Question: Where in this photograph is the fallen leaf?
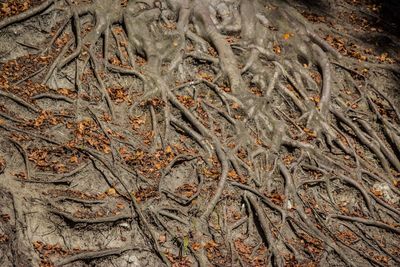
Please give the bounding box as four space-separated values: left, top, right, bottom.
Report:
283 32 293 40
159 234 166 243
106 188 117 196
70 155 78 163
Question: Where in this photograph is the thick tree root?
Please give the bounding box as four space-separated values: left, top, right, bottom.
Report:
1 0 399 266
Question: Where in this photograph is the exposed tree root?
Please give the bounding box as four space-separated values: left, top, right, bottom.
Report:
0 0 55 30
0 0 399 266
50 208 131 224
54 245 147 266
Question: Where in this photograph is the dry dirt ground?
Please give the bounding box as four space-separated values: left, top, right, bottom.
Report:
0 0 399 266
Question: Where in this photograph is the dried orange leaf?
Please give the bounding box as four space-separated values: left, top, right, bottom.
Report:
106 188 117 196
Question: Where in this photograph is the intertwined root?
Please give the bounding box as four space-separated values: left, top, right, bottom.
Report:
0 0 399 266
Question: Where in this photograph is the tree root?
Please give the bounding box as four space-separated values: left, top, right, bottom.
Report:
1 0 400 266
0 90 40 113
0 0 55 30
54 245 146 266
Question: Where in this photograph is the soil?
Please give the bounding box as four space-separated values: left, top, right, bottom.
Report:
0 0 399 266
